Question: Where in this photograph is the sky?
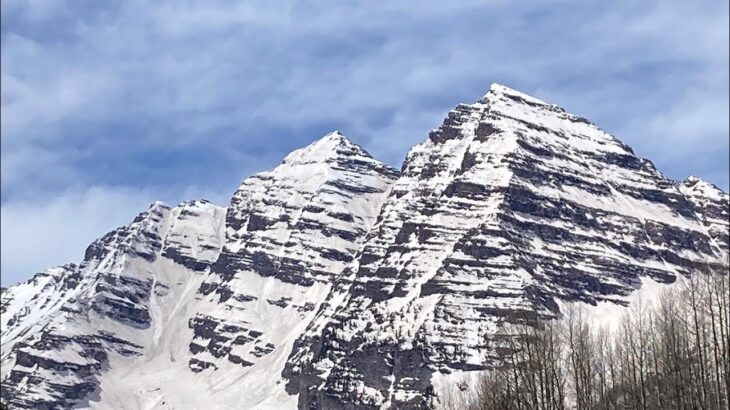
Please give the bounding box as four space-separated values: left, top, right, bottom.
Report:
1 0 728 286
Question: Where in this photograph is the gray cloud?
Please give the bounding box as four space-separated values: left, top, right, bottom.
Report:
1 0 727 285
1 186 157 285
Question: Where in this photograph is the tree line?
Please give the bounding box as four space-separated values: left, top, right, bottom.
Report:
440 272 729 410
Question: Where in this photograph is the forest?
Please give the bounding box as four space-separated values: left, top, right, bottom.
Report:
441 272 730 410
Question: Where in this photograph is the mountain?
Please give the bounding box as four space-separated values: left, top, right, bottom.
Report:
1 86 727 410
1 132 400 409
282 84 729 408
678 176 729 254
1 200 227 409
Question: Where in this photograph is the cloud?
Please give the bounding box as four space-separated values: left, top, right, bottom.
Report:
1 0 728 284
0 183 235 287
1 186 157 286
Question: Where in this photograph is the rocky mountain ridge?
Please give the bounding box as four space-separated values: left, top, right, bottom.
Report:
281 84 728 408
1 85 727 409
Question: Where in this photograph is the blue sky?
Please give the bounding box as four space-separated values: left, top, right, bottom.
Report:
2 0 728 286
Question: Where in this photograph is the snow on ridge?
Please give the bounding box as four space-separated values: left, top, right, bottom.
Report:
2 87 727 410
283 84 729 409
282 130 373 165
483 82 550 106
681 175 728 202
161 130 400 409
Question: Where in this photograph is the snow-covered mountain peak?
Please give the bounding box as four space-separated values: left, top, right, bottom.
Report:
230 133 397 218
481 82 550 106
284 85 729 409
322 129 346 139
209 131 399 288
681 175 728 202
419 83 624 161
281 130 371 166
178 198 214 207
167 133 400 408
149 200 171 209
2 85 727 410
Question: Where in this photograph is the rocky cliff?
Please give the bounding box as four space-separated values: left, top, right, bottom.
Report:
1 85 726 409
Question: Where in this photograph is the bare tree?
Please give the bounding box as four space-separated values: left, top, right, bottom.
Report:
439 268 729 410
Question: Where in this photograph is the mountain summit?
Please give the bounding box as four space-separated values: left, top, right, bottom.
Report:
283 84 728 408
2 86 727 409
282 130 371 165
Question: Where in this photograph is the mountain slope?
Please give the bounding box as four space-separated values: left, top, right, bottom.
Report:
1 87 727 410
1 200 226 409
678 176 730 256
1 133 400 409
282 84 728 409
92 132 400 409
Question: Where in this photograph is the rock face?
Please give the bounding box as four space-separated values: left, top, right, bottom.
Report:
1 200 226 409
0 133 400 409
181 132 399 407
678 176 730 256
1 86 727 410
282 85 729 408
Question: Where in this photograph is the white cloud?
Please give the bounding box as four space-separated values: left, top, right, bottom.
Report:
1 0 727 285
1 186 158 286
0 180 237 287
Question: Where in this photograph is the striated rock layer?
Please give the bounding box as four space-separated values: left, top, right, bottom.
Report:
1 200 226 409
282 84 729 408
1 86 727 409
1 133 401 409
181 132 399 407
